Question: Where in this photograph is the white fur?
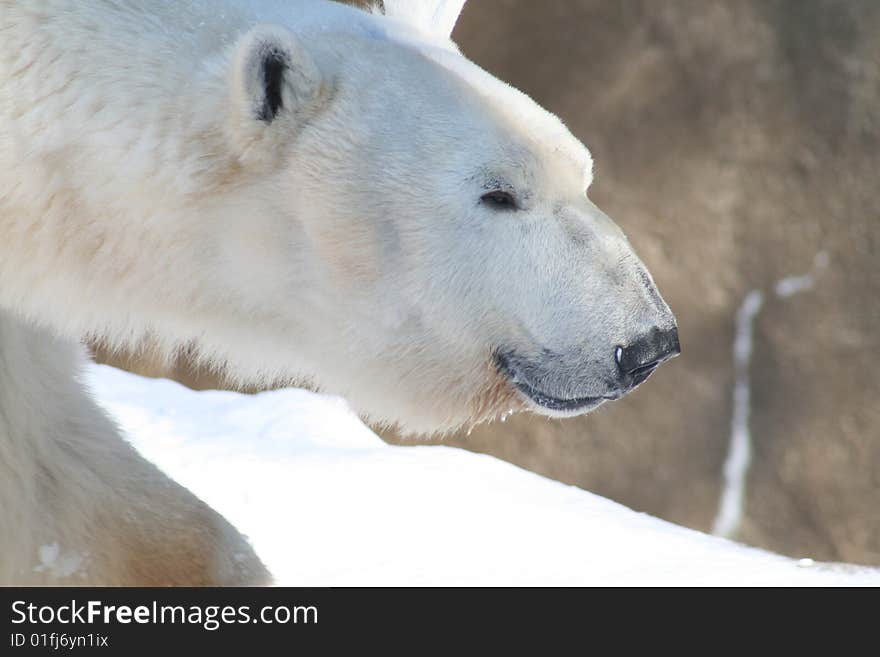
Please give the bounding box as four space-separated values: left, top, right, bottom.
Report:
0 0 673 584
0 310 270 584
380 0 467 38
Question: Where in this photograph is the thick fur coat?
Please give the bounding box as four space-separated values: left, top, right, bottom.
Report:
0 0 675 584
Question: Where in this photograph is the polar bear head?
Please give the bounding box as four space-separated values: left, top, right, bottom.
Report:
213 0 679 434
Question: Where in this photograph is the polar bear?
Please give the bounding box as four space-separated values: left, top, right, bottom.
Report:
0 0 679 585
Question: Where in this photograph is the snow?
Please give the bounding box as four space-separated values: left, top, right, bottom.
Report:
712 289 763 538
713 251 832 538
775 251 829 299
87 363 879 586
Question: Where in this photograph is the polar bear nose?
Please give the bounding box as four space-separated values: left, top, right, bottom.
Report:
615 326 680 388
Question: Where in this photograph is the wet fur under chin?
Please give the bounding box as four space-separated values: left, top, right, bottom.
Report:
468 365 527 430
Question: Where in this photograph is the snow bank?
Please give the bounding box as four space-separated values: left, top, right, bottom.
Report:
87 364 879 586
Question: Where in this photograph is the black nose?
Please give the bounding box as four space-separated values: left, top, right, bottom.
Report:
616 326 680 388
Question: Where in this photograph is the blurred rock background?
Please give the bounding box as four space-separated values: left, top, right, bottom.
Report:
95 0 880 564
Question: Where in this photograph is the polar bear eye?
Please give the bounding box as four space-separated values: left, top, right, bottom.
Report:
481 190 518 211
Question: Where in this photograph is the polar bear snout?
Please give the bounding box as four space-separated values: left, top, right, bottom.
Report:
493 320 679 419
615 325 680 390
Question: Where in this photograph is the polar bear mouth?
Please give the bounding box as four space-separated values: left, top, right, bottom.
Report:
494 351 616 415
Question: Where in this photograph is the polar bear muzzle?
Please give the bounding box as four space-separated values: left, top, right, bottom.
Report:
493 324 680 418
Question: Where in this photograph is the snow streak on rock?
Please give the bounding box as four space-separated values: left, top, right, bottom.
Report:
712 252 829 539
713 290 763 538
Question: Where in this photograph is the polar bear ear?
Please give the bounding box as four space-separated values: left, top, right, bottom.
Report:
380 0 467 39
231 25 323 127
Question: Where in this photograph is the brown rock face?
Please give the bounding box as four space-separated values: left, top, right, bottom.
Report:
388 0 880 565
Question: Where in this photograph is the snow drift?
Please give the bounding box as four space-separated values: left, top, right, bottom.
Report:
86 364 879 586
